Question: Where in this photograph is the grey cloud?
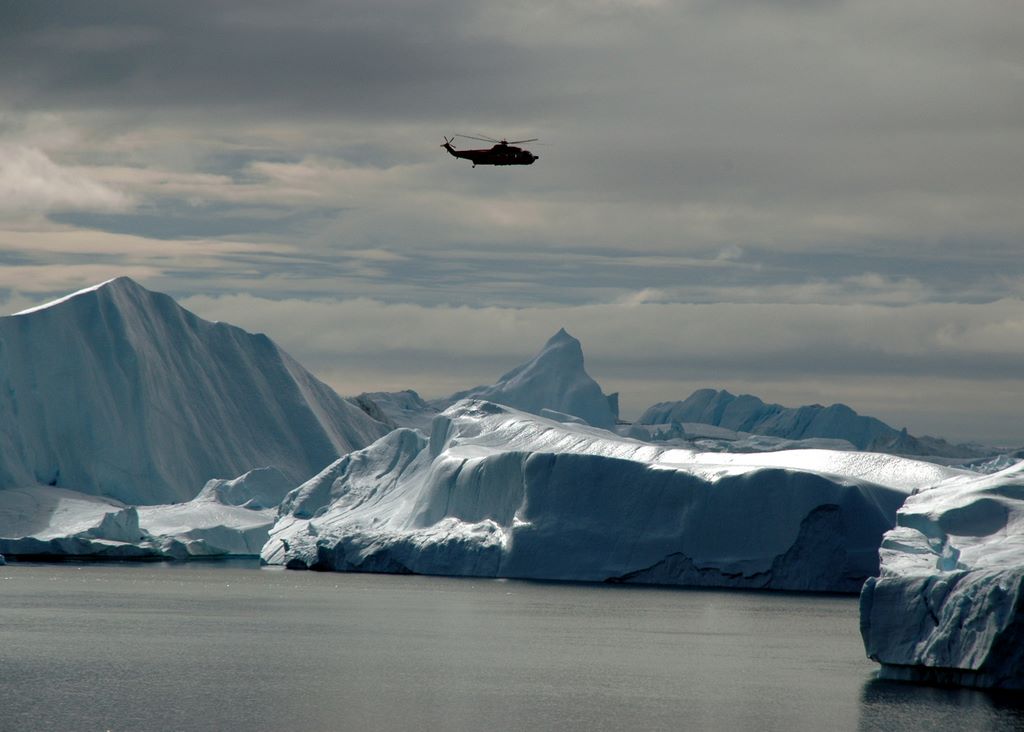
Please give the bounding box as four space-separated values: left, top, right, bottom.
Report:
5 0 1021 254
0 1 553 121
3 0 1024 443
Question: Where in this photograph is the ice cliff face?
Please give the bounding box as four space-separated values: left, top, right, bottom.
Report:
0 278 389 505
436 329 619 430
860 460 1024 689
263 400 959 592
639 389 983 458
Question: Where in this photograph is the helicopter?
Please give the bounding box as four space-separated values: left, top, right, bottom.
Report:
441 134 539 167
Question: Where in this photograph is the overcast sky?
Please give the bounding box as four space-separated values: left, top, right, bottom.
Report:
2 0 1023 444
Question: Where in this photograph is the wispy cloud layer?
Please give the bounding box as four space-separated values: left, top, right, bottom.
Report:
0 144 132 214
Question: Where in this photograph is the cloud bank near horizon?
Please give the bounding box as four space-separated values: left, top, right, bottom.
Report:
169 291 1024 446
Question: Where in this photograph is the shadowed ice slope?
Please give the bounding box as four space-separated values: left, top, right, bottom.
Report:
0 278 389 505
435 329 619 429
860 460 1024 689
263 400 964 592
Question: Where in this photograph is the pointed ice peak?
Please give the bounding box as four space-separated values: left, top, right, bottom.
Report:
441 328 618 429
93 275 149 295
10 276 157 317
547 327 575 344
500 328 584 379
538 328 584 359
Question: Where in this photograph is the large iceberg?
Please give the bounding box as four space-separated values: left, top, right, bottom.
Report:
263 400 962 592
860 460 1024 689
434 329 620 429
0 277 389 505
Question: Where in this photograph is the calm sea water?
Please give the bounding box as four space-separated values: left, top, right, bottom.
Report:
1 562 1021 731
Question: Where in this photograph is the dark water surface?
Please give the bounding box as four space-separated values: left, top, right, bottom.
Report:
1 562 1021 731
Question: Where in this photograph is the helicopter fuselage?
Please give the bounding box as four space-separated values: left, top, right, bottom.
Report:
442 141 537 167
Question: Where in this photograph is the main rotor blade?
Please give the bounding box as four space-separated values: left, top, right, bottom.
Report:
455 133 500 143
506 138 539 144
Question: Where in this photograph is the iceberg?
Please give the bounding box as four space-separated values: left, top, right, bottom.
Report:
263 400 960 592
639 389 988 459
860 460 1024 689
0 468 292 560
435 329 619 429
136 468 290 557
0 486 167 559
0 277 389 505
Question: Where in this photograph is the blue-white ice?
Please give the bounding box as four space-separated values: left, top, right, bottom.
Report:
4 275 1021 693
433 328 619 429
0 468 289 559
639 389 986 459
860 460 1024 689
0 277 389 560
0 277 389 506
262 400 957 592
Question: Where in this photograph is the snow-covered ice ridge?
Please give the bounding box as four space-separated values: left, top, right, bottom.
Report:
0 277 389 505
860 461 1024 689
262 400 962 592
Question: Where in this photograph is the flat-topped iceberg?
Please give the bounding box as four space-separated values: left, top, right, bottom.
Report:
860 460 1024 689
263 400 963 592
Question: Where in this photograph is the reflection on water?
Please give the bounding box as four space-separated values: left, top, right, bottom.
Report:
860 678 1024 731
